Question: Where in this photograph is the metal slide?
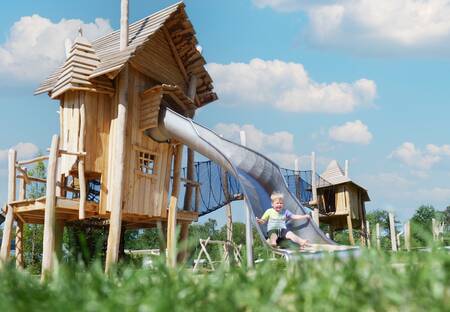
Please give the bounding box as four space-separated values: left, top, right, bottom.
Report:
150 108 353 258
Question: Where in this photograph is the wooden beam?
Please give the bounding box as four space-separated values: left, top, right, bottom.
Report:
55 220 65 260
17 155 49 166
105 65 129 273
15 220 24 269
0 149 17 264
120 0 129 51
163 26 188 82
78 98 86 220
167 144 183 268
366 220 371 248
41 135 60 279
404 221 411 251
346 213 355 246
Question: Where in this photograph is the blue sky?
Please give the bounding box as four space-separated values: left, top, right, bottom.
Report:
1 0 449 224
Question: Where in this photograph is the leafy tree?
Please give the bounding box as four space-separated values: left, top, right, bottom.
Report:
23 160 46 273
410 205 436 246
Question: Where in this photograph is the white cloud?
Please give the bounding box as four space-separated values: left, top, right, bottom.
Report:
328 120 372 144
0 15 112 82
214 123 307 167
426 144 450 156
389 142 443 170
208 59 376 113
0 142 39 163
253 0 450 56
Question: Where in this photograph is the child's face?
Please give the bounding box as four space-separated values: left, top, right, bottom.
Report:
273 199 284 212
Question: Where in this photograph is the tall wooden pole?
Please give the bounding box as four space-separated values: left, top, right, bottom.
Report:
167 144 183 268
78 98 86 220
42 135 60 278
120 0 129 51
105 65 129 273
0 149 17 264
389 212 397 251
240 130 253 268
311 152 317 203
183 75 197 211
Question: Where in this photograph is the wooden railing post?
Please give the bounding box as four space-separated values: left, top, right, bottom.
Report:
404 221 411 251
42 135 60 278
0 149 17 265
15 171 26 269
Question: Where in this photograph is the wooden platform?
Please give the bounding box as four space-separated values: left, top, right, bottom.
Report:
10 196 199 227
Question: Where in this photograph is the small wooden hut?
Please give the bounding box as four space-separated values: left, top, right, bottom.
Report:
0 2 217 273
316 160 370 245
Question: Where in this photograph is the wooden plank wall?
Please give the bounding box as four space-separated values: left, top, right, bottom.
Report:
108 67 172 218
61 91 112 214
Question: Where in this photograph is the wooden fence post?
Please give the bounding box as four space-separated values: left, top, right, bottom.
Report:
42 135 60 278
389 212 397 251
376 223 381 250
0 149 17 265
240 130 253 268
404 221 411 251
366 220 371 248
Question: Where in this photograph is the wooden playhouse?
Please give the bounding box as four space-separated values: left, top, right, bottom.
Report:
0 2 217 273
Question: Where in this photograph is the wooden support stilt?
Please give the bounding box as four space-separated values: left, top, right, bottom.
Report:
183 75 197 211
366 220 371 248
0 149 17 265
41 135 60 278
156 221 166 252
346 214 355 245
105 66 128 273
167 144 183 268
55 220 65 260
78 99 86 220
388 212 397 251
404 221 411 251
177 222 189 263
431 218 437 241
376 223 381 250
15 220 24 269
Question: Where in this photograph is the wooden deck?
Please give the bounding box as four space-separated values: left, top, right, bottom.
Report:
10 196 199 227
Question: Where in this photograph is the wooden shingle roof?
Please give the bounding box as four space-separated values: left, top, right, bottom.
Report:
35 2 217 107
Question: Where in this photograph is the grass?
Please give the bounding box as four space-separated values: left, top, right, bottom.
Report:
0 249 448 312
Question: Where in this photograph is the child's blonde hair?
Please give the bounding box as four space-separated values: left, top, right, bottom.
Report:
270 192 284 202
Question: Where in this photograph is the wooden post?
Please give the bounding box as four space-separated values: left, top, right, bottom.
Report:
404 221 411 251
16 173 26 268
0 149 17 264
167 144 183 268
346 214 355 245
221 166 234 267
431 218 437 241
105 66 128 273
55 220 65 260
120 0 129 51
294 159 301 201
388 212 397 251
78 100 86 220
183 75 197 211
311 152 317 203
240 130 253 268
376 223 381 250
42 135 60 278
177 222 189 263
312 208 320 226
366 220 371 248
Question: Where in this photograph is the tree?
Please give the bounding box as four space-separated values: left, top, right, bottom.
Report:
411 205 436 246
23 160 46 273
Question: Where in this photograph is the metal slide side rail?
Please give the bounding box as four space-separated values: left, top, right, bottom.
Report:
150 108 342 256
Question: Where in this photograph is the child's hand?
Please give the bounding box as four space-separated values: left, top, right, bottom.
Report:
256 217 264 224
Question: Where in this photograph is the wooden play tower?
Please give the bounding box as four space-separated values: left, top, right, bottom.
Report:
0 2 217 274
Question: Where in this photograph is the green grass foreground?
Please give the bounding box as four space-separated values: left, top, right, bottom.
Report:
0 249 449 312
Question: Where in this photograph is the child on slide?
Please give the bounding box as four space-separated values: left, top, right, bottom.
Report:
256 192 311 249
